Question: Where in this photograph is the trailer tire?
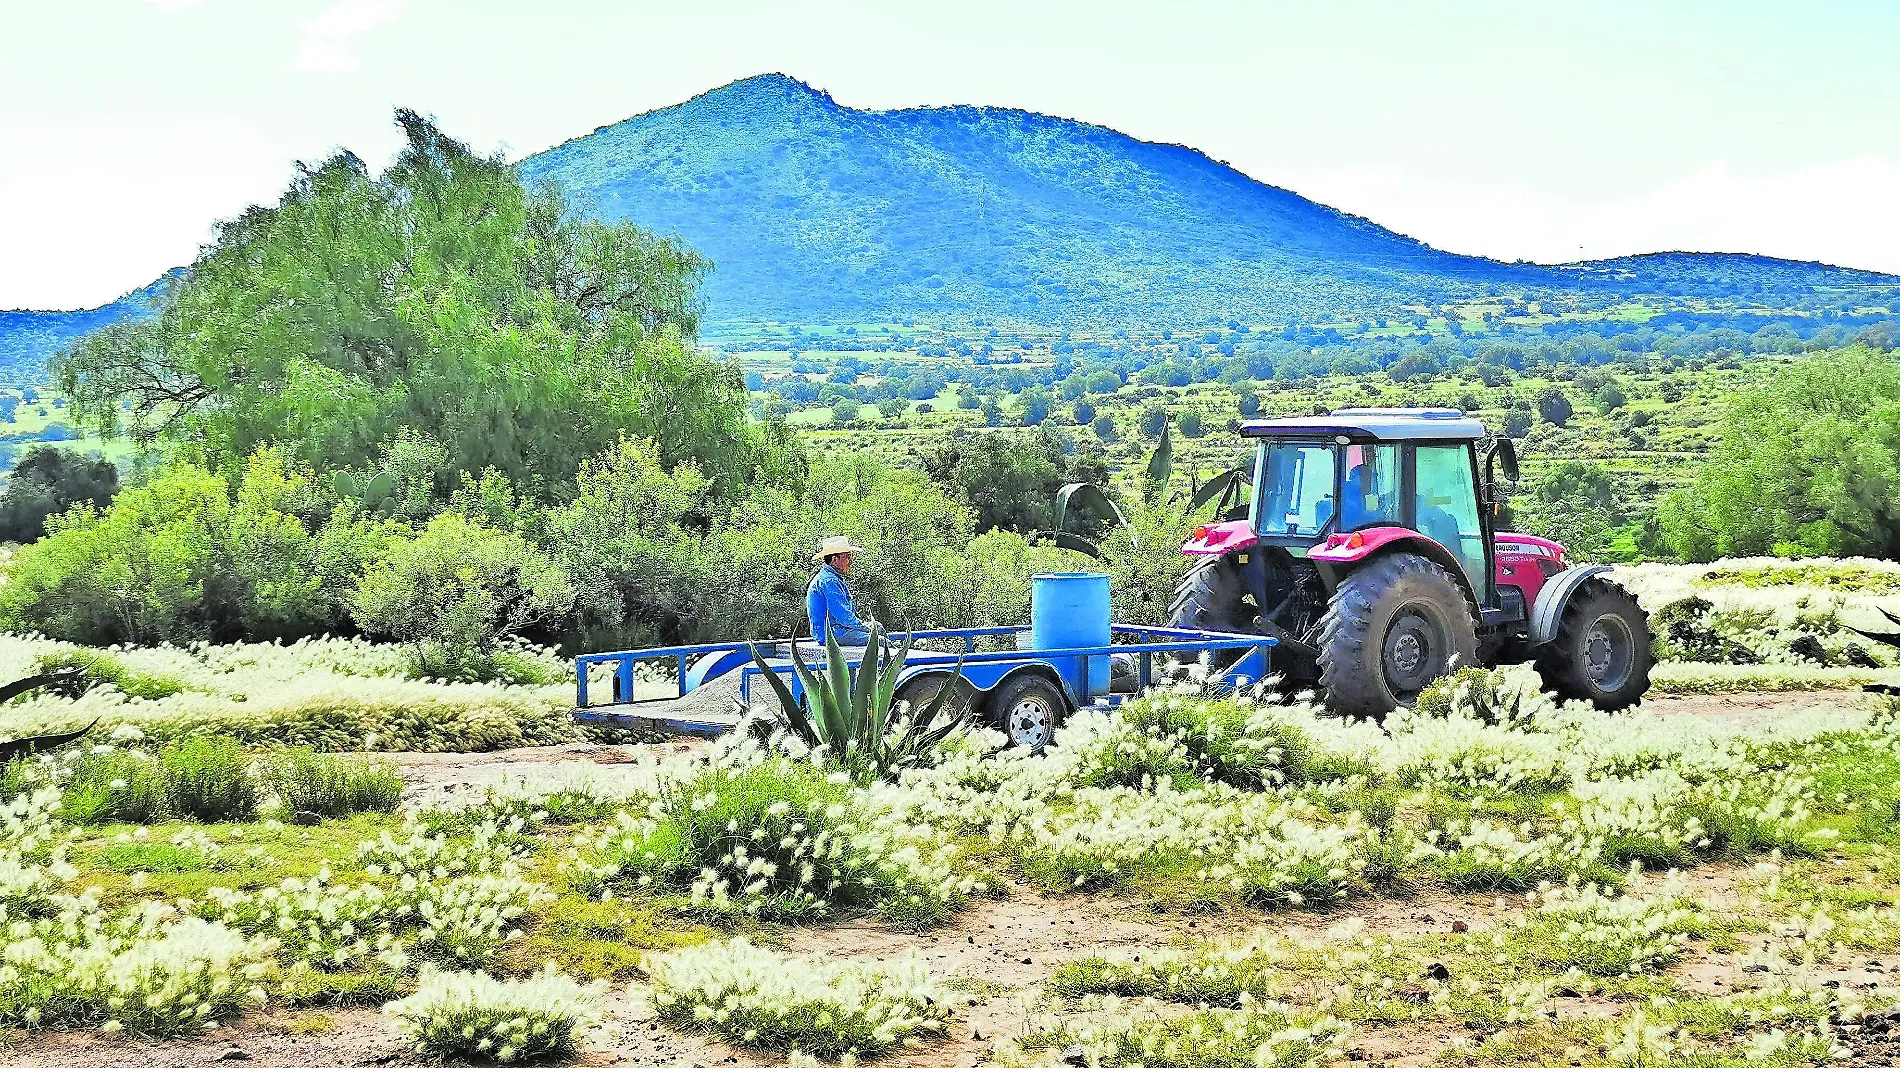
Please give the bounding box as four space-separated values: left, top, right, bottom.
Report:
987 673 1066 751
893 673 977 723
1316 552 1477 720
1535 577 1653 710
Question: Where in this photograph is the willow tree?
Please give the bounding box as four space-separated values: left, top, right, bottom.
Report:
56 110 796 500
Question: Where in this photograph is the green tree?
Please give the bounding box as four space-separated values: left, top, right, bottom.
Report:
55 111 792 502
0 447 119 543
1658 348 1900 561
1536 387 1573 427
920 429 1069 534
1137 402 1170 440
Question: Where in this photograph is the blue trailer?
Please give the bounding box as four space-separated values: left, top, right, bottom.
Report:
572 572 1275 748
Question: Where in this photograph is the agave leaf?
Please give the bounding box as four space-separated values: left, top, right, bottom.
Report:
851 622 881 735
1187 467 1247 513
917 653 969 727
1146 420 1173 488
747 643 817 749
784 639 836 748
1054 482 1126 535
876 632 912 731
823 631 858 747
1049 531 1104 559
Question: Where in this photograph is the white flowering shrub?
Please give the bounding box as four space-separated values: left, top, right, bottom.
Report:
1048 942 1288 1006
204 861 551 971
1012 996 1348 1068
0 904 273 1036
1502 882 1704 977
1425 818 1610 892
571 760 969 926
384 964 605 1062
648 937 953 1058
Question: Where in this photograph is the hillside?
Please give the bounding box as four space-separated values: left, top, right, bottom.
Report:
5 74 1898 376
0 273 174 380
517 74 1553 328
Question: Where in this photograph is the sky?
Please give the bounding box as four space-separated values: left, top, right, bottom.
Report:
4 0 1898 310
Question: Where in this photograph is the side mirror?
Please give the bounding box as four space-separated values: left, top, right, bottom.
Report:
1492 437 1519 482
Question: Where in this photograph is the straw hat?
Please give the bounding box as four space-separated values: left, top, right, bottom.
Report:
812 534 866 564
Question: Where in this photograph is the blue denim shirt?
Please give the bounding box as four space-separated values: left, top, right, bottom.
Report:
806 564 870 645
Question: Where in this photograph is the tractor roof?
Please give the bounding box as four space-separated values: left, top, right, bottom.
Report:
1239 407 1487 442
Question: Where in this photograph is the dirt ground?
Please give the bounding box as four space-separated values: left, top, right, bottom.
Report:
0 688 1883 1068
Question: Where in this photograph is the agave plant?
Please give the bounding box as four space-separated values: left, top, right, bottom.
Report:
1049 422 1251 558
747 623 967 781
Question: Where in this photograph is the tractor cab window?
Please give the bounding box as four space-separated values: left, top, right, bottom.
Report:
1337 444 1401 531
1413 445 1486 588
1253 442 1336 537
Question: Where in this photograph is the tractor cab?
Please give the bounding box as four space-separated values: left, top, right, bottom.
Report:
1172 407 1652 719
1200 408 1499 598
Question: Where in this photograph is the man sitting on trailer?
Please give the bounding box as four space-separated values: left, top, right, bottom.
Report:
806 535 871 646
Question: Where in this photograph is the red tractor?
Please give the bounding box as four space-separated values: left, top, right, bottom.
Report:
1169 408 1652 718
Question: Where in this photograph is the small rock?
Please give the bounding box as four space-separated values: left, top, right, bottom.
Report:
1396 982 1430 1004
290 810 322 827
1424 962 1452 982
1451 920 1469 933
218 1049 251 1063
1059 1045 1090 1067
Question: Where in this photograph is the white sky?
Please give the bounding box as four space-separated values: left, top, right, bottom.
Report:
3 0 1897 309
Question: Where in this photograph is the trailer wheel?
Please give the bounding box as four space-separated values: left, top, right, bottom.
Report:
987 673 1066 751
893 673 977 723
1535 577 1653 710
1316 552 1477 720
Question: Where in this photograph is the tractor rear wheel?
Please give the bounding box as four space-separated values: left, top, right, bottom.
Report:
1535 577 1653 710
1166 555 1259 669
1316 552 1477 720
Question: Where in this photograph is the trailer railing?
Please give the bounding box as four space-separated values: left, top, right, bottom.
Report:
575 624 1275 710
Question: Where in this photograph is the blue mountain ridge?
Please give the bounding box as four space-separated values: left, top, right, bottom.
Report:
4 73 1894 374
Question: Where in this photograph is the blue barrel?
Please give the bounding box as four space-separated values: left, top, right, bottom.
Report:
1030 572 1112 698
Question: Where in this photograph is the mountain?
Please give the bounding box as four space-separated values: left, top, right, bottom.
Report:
0 273 176 380
5 74 1897 374
519 74 1546 329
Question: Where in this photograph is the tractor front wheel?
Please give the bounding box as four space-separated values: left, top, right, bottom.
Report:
1535 578 1653 710
1316 552 1477 720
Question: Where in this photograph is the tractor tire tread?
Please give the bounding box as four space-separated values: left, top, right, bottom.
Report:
1534 577 1653 710
1316 552 1477 720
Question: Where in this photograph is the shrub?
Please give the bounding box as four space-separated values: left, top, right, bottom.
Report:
59 748 169 824
572 760 965 926
353 512 575 681
1118 694 1316 788
263 748 405 818
32 648 185 700
1023 1002 1348 1068
383 965 606 1063
0 915 273 1036
160 737 260 822
648 938 952 1059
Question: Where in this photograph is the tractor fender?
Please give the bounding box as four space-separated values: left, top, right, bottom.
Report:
1528 565 1611 646
1310 527 1480 608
